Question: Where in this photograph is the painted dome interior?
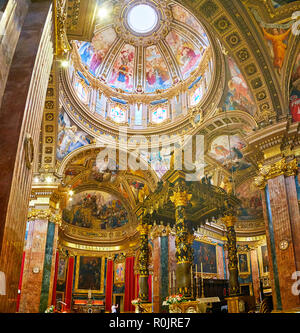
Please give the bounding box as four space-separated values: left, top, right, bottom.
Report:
66 0 214 129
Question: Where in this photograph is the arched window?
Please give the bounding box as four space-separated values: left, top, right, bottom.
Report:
135 104 143 125
152 107 167 124
190 85 203 106
110 105 126 123
74 79 89 104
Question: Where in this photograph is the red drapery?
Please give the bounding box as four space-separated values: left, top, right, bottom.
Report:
124 257 135 312
105 259 113 312
16 252 26 312
65 257 75 311
148 275 152 303
51 251 59 306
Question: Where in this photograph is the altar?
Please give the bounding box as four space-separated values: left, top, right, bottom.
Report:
163 297 220 313
72 299 105 313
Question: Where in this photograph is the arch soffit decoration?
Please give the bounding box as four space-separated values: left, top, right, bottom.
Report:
177 0 300 122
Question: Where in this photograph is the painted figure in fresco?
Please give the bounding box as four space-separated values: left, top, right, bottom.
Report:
166 30 202 79
146 47 170 90
262 27 291 73
236 179 263 220
63 191 128 230
57 113 91 160
78 42 94 66
92 155 119 183
180 42 201 75
89 51 103 75
210 135 251 172
224 58 256 114
289 83 300 122
109 47 134 91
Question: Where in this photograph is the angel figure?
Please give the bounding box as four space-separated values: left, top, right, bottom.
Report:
262 27 291 73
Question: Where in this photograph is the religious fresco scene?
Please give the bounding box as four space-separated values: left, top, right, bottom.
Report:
208 135 251 172
0 0 300 319
62 191 129 230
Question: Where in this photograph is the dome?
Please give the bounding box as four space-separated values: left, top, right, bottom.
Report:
65 0 218 130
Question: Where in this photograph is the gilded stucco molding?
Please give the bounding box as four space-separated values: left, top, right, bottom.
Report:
254 157 298 189
28 208 62 225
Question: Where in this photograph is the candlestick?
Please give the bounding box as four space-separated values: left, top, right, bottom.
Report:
201 263 204 298
196 264 199 298
190 266 193 298
173 271 176 294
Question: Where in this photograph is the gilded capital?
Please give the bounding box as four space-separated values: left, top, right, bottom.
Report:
28 209 62 225
221 215 237 228
170 190 192 207
137 223 151 235
255 158 298 189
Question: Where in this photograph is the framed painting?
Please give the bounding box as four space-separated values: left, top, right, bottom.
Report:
114 262 125 286
193 240 218 276
238 252 250 277
114 254 126 286
240 283 253 296
57 257 67 281
74 256 105 293
261 245 269 274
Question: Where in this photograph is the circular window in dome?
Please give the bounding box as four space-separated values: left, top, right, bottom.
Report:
127 4 159 35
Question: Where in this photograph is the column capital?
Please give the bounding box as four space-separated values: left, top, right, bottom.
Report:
254 158 298 189
221 215 237 228
170 190 192 208
137 223 151 235
28 209 62 225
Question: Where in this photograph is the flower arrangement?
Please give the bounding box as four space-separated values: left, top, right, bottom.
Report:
165 294 185 305
131 298 142 305
45 305 55 313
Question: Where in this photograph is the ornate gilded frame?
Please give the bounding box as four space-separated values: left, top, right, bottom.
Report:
57 256 67 281
114 254 126 286
240 283 253 296
194 237 219 279
74 255 105 294
237 251 251 279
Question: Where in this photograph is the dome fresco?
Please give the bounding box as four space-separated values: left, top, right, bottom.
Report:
74 3 210 93
67 1 216 128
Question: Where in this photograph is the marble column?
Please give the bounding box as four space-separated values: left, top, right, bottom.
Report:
256 158 300 311
150 224 173 312
18 209 60 313
170 183 193 298
0 0 53 312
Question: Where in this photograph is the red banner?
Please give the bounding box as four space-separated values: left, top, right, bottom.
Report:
65 257 75 311
124 257 135 312
105 259 113 312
